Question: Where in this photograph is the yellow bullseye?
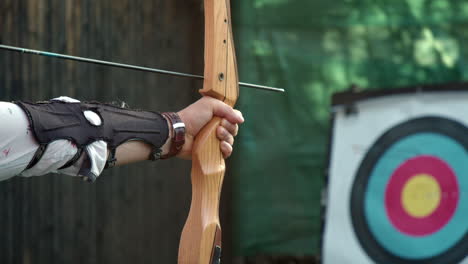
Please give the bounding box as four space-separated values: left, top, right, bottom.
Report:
401 174 441 218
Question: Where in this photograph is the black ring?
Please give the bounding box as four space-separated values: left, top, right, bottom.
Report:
350 116 468 264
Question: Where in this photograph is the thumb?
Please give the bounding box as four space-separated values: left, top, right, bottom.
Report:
211 99 244 124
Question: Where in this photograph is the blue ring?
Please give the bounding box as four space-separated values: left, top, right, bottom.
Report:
364 133 468 259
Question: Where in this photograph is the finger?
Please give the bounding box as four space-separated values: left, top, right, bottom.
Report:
220 141 233 159
210 98 244 124
220 119 239 136
217 126 235 145
233 109 243 121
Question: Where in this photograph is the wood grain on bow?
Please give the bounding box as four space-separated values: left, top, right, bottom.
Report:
177 0 239 263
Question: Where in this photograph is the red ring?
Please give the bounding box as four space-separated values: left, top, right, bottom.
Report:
385 155 459 236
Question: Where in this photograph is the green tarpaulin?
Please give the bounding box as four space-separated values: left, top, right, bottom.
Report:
231 0 468 256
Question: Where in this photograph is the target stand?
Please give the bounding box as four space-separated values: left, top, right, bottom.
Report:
322 84 468 264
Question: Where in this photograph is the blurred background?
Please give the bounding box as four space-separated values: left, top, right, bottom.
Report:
1 0 468 263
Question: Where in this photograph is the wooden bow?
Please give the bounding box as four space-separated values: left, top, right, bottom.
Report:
177 0 239 263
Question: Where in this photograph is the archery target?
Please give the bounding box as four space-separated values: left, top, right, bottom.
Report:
323 91 468 264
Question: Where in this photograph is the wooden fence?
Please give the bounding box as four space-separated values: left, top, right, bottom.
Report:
0 0 238 263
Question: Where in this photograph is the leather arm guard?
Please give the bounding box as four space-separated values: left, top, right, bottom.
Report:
15 100 169 175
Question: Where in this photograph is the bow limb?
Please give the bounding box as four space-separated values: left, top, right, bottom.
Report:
178 0 239 263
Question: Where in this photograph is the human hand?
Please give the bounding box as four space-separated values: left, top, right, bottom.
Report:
176 96 244 159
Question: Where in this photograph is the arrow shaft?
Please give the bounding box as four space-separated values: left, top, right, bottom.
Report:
0 44 284 93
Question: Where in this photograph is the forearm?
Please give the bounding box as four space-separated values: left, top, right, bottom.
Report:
0 96 241 182
113 141 154 166
15 97 171 181
113 117 172 166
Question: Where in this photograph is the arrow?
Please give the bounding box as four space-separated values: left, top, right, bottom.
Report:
0 44 284 93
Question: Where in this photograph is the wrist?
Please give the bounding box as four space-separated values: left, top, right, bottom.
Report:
161 117 173 156
160 112 186 159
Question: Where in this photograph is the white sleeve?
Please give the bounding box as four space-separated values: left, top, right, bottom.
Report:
0 98 109 182
0 102 38 181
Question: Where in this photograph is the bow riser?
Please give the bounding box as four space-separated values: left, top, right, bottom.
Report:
199 0 239 107
178 0 239 263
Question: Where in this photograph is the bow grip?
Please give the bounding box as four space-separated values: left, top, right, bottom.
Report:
178 117 225 264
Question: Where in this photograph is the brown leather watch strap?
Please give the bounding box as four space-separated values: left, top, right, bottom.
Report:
161 112 186 159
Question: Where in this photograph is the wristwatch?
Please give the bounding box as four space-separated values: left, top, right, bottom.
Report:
161 112 186 159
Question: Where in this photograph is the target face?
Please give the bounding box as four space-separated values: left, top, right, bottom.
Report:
351 117 468 264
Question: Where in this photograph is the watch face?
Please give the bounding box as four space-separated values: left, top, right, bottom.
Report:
174 123 186 129
173 125 186 145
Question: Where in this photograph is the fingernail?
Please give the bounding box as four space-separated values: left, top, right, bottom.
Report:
238 113 244 122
